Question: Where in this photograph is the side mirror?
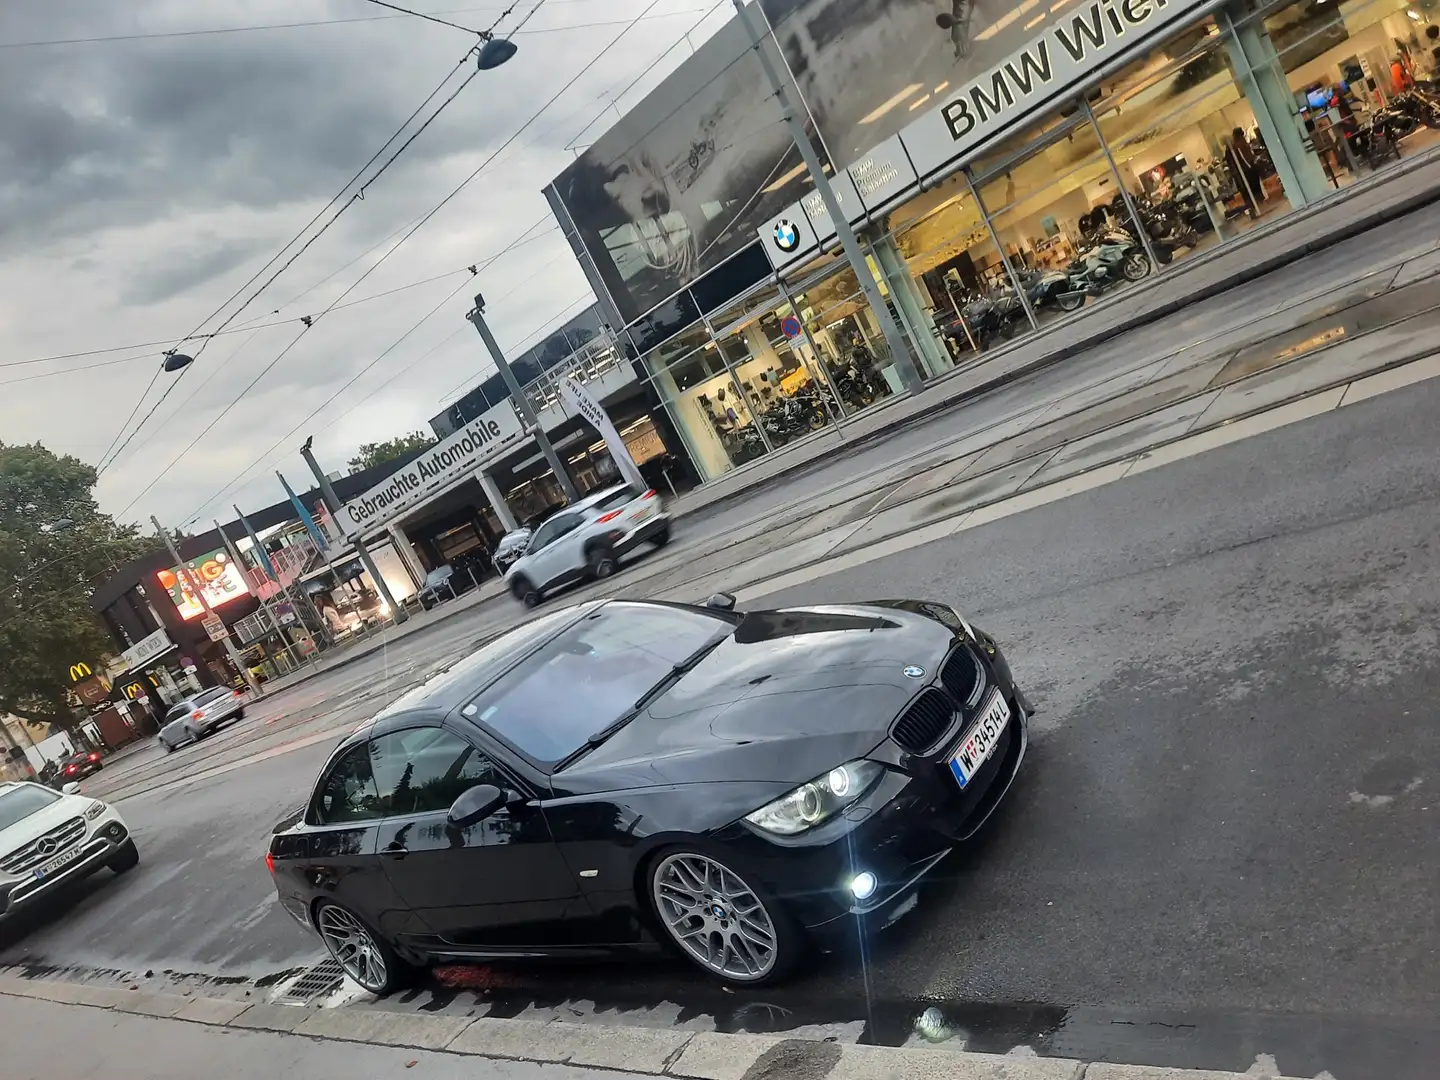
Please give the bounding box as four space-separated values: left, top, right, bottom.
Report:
62 782 81 795
705 593 737 611
447 784 506 829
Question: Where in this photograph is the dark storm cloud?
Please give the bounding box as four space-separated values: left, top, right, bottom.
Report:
0 2 573 253
118 237 273 306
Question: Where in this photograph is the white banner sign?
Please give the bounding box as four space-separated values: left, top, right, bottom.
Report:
121 629 172 672
899 0 1208 179
560 376 646 492
340 403 524 538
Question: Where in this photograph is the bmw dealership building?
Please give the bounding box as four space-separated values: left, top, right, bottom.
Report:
544 0 1440 483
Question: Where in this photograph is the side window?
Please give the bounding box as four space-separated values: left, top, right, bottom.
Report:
529 519 559 551
312 743 383 825
367 729 505 817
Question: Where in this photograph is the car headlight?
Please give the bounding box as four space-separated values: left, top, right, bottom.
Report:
84 800 108 821
744 760 885 836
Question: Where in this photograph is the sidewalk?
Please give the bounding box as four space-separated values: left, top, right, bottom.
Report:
0 977 1309 1080
668 143 1440 523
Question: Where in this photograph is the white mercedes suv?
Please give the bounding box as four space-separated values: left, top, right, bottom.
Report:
0 781 137 920
503 484 670 607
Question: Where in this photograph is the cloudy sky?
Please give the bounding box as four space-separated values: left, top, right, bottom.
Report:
0 0 729 529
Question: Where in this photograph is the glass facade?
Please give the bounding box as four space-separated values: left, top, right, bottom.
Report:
611 0 1440 484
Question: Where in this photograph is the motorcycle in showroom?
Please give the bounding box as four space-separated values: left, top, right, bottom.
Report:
1065 225 1152 298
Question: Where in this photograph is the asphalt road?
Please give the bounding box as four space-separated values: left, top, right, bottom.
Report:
5 371 1439 1077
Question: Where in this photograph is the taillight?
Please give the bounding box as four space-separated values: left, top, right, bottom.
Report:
594 510 623 524
265 851 275 875
89 752 100 761
641 489 656 499
233 690 242 698
191 711 204 720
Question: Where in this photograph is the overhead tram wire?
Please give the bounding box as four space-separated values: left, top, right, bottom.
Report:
173 0 752 523
96 0 534 476
0 2 651 50
0 228 557 373
157 0 654 517
170 213 556 524
359 0 488 34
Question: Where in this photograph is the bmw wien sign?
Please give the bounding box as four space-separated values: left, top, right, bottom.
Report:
773 218 801 253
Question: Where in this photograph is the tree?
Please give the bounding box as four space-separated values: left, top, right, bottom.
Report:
0 442 159 736
347 430 436 474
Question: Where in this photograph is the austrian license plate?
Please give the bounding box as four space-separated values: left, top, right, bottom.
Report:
33 845 82 881
948 691 1011 789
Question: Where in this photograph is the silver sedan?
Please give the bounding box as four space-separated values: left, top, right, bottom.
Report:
157 686 247 753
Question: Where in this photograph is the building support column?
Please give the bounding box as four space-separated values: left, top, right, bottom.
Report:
477 469 519 532
386 523 427 587
867 234 952 380
1220 10 1331 209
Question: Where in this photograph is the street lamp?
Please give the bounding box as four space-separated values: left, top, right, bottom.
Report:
477 37 517 70
162 351 194 373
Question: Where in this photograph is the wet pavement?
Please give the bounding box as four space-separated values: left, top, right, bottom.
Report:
5 368 1440 1079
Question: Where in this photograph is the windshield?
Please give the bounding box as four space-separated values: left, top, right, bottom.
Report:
0 785 61 831
463 603 726 766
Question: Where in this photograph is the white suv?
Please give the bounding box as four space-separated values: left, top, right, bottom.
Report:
0 781 137 921
504 484 670 607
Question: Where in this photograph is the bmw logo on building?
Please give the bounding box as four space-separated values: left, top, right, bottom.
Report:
773 218 801 253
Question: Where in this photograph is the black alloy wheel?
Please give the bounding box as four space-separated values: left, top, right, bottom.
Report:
109 840 139 874
1122 251 1152 281
1057 292 1086 312
313 901 405 996
648 847 800 986
586 544 618 579
510 576 541 608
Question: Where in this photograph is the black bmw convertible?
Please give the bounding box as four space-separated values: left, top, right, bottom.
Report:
267 595 1031 991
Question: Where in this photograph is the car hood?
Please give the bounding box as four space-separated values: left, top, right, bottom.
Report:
556 603 957 793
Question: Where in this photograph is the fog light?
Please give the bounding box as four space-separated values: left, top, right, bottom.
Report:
849 871 877 901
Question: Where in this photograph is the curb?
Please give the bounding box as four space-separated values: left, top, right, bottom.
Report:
0 975 1308 1080
674 146 1440 531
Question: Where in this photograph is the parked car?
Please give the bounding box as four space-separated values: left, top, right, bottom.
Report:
267 594 1029 993
417 567 458 611
503 486 670 607
157 686 247 753
491 528 532 574
0 780 138 921
58 751 103 783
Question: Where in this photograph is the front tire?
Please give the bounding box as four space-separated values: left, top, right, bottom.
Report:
648 848 800 986
1122 251 1152 281
109 840 139 874
509 576 541 608
314 901 406 996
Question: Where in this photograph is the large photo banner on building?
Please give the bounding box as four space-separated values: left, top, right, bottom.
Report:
761 0 1211 180
549 5 814 326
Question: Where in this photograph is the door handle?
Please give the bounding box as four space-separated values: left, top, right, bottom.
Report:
381 844 408 859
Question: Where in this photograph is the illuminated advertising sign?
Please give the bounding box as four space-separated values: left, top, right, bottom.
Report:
157 549 248 620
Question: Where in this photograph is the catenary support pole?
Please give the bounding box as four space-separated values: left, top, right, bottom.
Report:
298 441 408 625
730 0 923 394
466 299 580 502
